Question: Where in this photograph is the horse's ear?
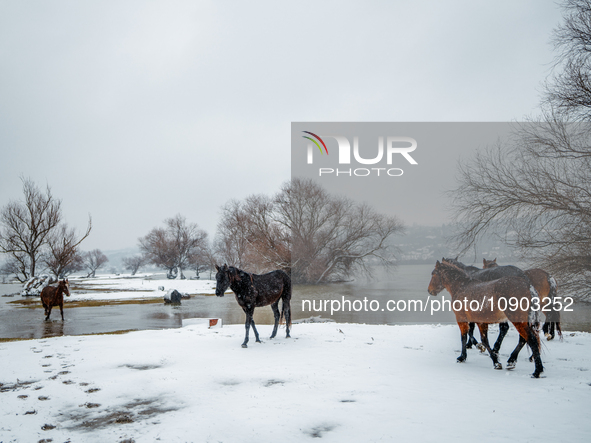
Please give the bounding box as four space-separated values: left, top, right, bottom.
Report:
493 258 497 263
436 260 441 267
483 258 486 265
454 256 459 261
215 264 219 271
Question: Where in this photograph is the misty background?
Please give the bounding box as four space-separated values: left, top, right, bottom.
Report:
0 1 561 255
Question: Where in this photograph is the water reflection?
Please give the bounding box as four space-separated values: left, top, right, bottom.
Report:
42 320 64 338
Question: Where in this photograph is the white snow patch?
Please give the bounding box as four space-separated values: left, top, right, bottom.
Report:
64 274 222 302
0 324 589 442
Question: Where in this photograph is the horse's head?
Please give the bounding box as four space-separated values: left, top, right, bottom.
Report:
482 258 497 269
215 264 239 297
428 259 469 295
59 279 71 297
428 260 445 296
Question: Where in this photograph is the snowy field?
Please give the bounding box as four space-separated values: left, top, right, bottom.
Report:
66 274 220 302
0 323 589 442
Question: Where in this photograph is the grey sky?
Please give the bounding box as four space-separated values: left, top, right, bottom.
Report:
0 1 561 251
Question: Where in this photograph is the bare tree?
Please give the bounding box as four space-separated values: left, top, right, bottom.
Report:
215 178 403 284
0 178 62 281
83 249 109 278
214 200 251 269
451 0 591 299
122 255 146 276
139 215 209 279
43 222 92 279
545 0 591 120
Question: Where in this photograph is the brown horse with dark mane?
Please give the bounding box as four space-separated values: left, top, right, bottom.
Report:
428 260 544 378
483 258 562 340
215 264 291 348
40 279 71 321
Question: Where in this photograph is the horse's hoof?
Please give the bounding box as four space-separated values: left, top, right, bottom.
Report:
256 340 262 344
466 344 472 349
241 344 248 348
506 361 516 370
476 344 487 353
494 363 503 370
286 334 291 339
529 355 534 363
456 357 466 363
531 371 543 379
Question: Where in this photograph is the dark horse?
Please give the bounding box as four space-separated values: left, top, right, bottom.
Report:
483 258 562 341
428 260 544 378
215 264 292 348
40 279 71 321
442 257 532 353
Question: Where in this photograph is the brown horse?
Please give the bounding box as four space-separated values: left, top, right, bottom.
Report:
40 279 71 321
428 260 544 378
215 264 291 348
483 258 562 340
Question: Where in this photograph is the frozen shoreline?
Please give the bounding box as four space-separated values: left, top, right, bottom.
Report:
0 323 589 442
66 274 219 302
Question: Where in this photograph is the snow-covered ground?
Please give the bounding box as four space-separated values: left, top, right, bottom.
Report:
66 274 220 302
0 323 589 442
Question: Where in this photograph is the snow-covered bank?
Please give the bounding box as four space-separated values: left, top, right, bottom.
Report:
66 274 219 302
0 324 589 442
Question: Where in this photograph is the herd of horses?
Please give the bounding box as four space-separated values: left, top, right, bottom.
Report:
39 258 559 378
215 258 560 379
428 258 561 378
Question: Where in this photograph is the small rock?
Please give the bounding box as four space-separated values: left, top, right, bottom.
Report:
164 289 182 304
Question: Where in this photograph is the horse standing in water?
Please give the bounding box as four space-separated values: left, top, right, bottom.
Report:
483 258 562 340
40 279 71 321
215 264 292 348
428 260 544 378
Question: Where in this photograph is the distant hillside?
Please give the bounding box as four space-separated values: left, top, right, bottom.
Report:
391 224 518 265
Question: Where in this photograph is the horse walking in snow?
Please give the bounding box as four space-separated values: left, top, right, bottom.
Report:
40 279 71 321
215 264 291 348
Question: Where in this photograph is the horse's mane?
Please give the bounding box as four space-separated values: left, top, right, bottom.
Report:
438 260 471 281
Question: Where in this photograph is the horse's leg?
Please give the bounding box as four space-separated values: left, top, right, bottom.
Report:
466 322 478 349
283 299 291 338
45 305 52 321
250 318 261 343
492 322 509 354
60 301 64 321
457 322 469 363
542 321 550 337
477 323 502 369
506 335 527 369
241 307 253 348
270 301 280 339
513 322 544 378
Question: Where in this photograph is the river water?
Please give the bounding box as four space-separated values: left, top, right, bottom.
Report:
1 264 590 339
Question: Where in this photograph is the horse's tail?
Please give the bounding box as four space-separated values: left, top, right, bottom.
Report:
528 284 542 331
547 275 563 340
280 271 292 329
527 284 543 356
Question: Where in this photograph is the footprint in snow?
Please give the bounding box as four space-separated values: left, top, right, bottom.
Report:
304 424 337 438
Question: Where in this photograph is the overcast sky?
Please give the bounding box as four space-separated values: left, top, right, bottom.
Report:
0 1 561 251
